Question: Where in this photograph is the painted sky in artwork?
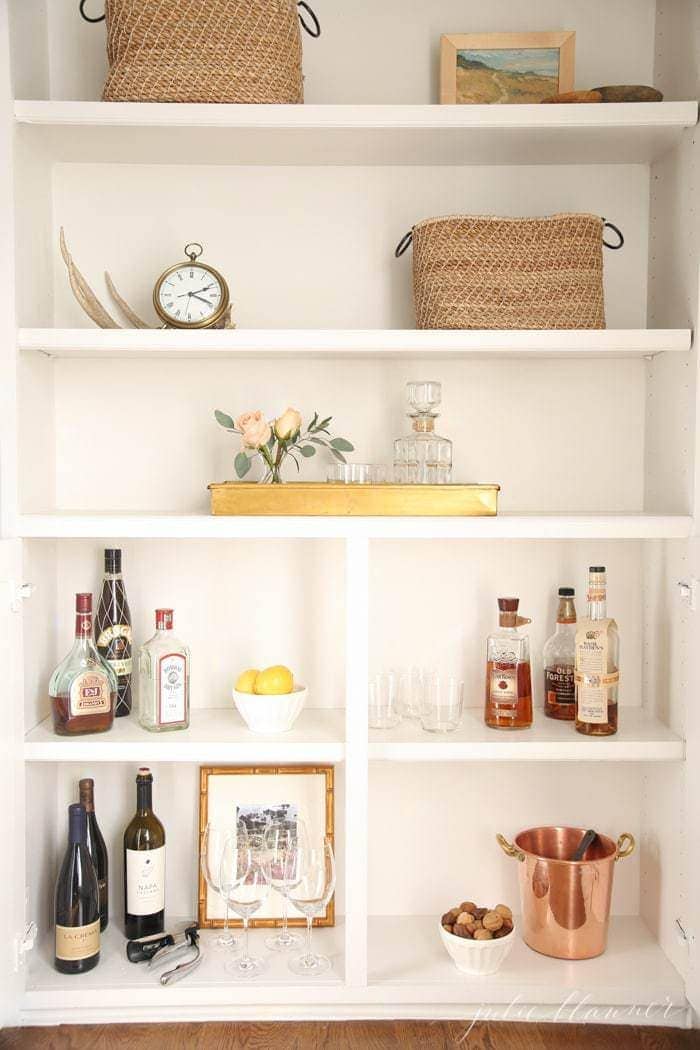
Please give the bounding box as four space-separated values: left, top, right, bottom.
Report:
458 48 559 77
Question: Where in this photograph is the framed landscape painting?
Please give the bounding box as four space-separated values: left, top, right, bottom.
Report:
440 32 575 105
198 764 335 928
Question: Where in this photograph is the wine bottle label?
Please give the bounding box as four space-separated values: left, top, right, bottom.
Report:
126 846 165 916
575 619 619 724
489 667 516 707
55 919 100 961
545 665 575 707
97 624 133 677
158 653 187 726
69 670 111 716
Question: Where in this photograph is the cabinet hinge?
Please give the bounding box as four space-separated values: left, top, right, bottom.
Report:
0 580 34 613
14 921 37 971
677 579 698 612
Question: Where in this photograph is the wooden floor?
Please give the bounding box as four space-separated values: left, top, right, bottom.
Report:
1 1023 699 1049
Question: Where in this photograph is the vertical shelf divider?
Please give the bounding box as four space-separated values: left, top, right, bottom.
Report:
343 535 369 986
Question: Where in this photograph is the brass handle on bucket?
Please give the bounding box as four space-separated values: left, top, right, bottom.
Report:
497 833 525 863
615 832 636 861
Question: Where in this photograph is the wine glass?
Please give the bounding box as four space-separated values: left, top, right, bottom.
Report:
263 816 309 952
200 821 247 950
220 840 270 980
285 839 336 977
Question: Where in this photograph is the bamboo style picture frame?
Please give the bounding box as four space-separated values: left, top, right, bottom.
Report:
198 765 335 928
440 31 576 105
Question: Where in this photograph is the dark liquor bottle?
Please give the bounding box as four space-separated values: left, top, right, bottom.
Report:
124 767 166 939
54 804 100 974
96 548 133 718
543 587 577 720
79 778 109 931
49 593 117 736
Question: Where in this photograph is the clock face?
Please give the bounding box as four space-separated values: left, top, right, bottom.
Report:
156 265 224 326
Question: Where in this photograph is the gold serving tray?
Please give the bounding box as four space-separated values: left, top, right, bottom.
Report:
209 482 499 517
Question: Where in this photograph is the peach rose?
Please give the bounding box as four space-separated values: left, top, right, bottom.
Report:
274 407 302 441
236 410 272 449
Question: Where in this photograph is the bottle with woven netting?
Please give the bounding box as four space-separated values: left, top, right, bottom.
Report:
393 381 453 484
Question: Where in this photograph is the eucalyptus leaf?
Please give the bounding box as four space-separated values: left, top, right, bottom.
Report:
330 437 354 452
215 409 236 430
298 445 316 458
309 437 328 446
331 448 347 464
234 451 251 478
310 412 319 430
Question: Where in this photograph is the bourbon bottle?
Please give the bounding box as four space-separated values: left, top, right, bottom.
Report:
543 587 577 720
575 567 619 736
484 597 532 730
49 594 117 735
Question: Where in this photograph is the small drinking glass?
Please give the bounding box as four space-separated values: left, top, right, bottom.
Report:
263 817 310 952
220 841 270 979
326 463 387 484
397 667 425 721
285 839 336 977
420 674 464 733
200 821 246 950
368 672 401 729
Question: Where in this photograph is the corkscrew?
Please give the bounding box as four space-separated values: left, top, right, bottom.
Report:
126 923 202 985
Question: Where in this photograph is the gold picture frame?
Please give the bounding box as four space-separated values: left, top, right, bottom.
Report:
198 765 335 929
440 31 575 105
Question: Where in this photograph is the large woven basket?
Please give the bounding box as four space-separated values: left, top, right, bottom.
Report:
81 0 320 104
395 214 624 330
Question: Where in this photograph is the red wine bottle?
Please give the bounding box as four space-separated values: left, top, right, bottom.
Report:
54 804 100 974
79 778 109 931
124 768 166 939
96 548 133 717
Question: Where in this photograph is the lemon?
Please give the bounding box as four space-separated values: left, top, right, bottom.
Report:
235 668 260 694
254 665 294 695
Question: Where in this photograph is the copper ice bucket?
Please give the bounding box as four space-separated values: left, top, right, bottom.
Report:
497 826 635 960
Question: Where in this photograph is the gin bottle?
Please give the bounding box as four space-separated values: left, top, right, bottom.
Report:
138 609 190 733
393 381 452 484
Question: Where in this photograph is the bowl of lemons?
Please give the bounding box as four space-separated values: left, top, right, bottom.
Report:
232 665 307 734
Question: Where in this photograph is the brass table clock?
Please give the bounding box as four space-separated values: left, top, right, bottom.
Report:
153 243 230 329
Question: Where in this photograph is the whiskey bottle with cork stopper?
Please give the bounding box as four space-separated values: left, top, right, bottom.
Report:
484 597 533 730
543 587 577 720
575 567 619 736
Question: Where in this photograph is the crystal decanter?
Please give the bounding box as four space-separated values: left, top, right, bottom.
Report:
393 381 453 484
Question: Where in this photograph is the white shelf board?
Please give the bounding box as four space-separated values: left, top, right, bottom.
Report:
14 101 698 166
22 916 688 1023
18 327 693 360
367 916 687 1010
16 513 694 541
369 708 683 762
23 920 345 1020
24 708 344 763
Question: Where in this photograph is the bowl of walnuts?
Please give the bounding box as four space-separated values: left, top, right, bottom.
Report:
439 901 515 976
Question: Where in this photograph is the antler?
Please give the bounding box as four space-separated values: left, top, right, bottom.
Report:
105 272 151 329
60 228 121 329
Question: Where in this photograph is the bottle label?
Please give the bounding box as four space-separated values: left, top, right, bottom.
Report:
55 919 100 961
545 665 575 707
69 671 111 716
126 845 165 916
575 619 619 724
158 653 187 726
489 666 517 709
97 624 132 677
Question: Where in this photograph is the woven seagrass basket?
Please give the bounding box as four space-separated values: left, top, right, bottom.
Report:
80 0 320 104
395 213 624 330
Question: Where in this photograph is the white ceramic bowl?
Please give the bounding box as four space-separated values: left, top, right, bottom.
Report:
232 685 307 734
439 918 515 976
